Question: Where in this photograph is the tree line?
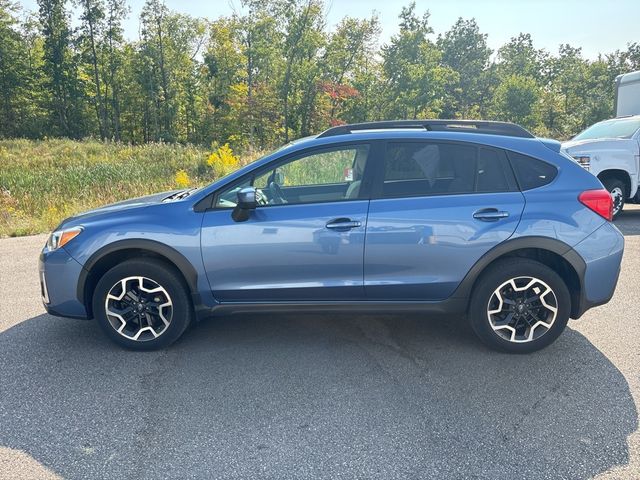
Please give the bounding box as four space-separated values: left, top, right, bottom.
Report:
1 0 639 149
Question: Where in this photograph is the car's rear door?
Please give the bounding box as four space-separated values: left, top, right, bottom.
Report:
364 140 526 300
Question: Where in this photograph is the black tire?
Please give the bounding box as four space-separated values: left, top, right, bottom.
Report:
468 259 571 354
601 177 626 219
92 258 193 350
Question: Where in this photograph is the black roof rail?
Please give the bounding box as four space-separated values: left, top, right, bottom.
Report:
317 119 535 139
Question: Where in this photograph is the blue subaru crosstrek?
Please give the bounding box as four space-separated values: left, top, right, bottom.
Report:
40 120 624 353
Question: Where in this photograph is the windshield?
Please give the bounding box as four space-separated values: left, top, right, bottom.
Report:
573 117 640 140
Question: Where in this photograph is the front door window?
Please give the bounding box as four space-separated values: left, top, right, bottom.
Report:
215 144 370 208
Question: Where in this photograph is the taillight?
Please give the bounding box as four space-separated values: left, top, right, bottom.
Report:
579 189 613 221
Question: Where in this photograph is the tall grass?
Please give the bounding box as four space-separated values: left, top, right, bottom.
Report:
0 139 258 237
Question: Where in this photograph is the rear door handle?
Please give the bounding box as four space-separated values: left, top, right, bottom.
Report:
326 218 362 230
473 208 509 222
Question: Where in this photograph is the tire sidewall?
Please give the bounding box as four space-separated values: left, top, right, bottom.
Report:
469 259 571 354
92 259 193 350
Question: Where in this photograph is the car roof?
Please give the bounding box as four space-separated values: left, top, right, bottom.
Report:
191 122 563 201
280 129 554 158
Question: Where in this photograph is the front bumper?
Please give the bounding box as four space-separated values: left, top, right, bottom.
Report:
39 246 90 319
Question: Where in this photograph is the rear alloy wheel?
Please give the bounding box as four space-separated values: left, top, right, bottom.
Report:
469 259 570 353
93 259 193 350
602 178 626 219
487 276 557 343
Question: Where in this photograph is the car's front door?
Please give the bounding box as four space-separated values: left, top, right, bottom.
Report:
201 143 374 302
364 140 526 300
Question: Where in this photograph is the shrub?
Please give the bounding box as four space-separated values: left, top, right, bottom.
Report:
174 169 191 188
207 143 240 176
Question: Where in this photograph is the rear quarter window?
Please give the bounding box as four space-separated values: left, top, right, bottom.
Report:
508 152 558 190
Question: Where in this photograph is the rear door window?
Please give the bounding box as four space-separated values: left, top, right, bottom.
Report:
380 142 516 198
476 147 514 193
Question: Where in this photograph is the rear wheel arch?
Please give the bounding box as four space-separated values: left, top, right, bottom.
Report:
78 240 198 318
456 237 585 319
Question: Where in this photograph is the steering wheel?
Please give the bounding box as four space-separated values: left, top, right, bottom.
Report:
268 181 287 204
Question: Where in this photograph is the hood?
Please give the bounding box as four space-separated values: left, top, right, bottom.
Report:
561 137 636 154
57 189 185 227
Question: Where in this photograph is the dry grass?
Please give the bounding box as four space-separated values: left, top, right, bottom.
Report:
0 139 262 237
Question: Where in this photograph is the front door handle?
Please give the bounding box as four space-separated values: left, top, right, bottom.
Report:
326 218 362 230
473 208 509 222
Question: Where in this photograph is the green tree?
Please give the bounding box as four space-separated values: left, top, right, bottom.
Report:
540 44 603 137
0 1 29 137
16 14 50 137
76 0 108 138
0 0 634 145
322 15 379 124
381 3 454 119
491 74 540 130
138 0 205 142
203 17 244 144
275 0 324 141
437 17 492 117
38 0 85 137
104 0 128 140
496 33 546 81
342 54 386 123
235 0 282 145
622 42 640 70
138 0 172 141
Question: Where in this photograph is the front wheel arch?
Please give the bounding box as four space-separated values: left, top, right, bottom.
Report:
79 241 198 318
598 170 631 199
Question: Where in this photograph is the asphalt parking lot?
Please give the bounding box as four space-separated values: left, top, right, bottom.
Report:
1 206 639 480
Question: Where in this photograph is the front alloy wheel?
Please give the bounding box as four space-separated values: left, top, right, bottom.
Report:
105 276 173 341
602 178 626 219
610 186 624 217
93 259 193 350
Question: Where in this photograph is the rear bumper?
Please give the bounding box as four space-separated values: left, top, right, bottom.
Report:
570 221 624 318
39 247 90 319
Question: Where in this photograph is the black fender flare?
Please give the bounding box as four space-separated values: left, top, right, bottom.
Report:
77 239 199 309
451 235 586 308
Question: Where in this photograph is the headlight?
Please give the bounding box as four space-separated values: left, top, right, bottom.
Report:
46 226 83 251
572 155 591 170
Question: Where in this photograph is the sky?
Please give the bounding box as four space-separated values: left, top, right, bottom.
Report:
17 0 640 59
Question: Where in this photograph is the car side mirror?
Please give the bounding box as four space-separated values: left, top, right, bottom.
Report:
237 187 257 209
232 187 257 222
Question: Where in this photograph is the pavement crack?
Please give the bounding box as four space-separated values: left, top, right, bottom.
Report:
353 317 428 371
129 348 173 479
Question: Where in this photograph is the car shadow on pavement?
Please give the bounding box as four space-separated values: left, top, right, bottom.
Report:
0 312 636 480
